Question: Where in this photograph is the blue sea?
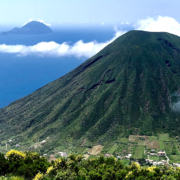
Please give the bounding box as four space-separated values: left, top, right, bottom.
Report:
0 24 133 108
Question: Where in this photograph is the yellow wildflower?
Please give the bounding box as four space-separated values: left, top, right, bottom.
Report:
130 162 141 171
33 173 44 180
6 150 25 159
28 152 38 158
75 155 83 162
147 166 156 172
54 158 62 169
46 166 54 174
125 171 132 178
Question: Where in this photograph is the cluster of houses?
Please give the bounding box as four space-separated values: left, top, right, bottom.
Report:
145 159 167 166
42 148 180 168
105 153 132 159
43 151 68 158
116 153 132 159
148 149 166 156
145 149 168 166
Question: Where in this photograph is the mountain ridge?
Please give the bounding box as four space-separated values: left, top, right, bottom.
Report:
1 21 53 35
1 30 180 152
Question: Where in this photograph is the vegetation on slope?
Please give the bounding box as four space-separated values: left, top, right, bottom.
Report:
1 31 180 152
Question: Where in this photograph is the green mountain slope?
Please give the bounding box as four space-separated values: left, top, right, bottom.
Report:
1 30 180 152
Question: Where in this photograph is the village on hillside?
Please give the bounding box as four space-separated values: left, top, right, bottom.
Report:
3 133 180 167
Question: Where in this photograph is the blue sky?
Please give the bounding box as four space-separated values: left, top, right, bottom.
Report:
1 0 180 27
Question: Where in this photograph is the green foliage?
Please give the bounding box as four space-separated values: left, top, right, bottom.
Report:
0 150 50 179
1 150 180 179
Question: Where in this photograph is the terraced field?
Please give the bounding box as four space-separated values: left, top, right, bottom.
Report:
133 145 144 159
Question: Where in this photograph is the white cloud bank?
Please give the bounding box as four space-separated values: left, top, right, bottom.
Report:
0 30 126 58
136 16 180 36
2 16 180 59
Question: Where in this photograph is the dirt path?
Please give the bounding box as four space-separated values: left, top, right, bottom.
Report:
166 155 169 164
80 139 86 146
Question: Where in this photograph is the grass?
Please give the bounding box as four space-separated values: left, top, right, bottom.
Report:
82 148 89 154
115 143 128 154
159 134 169 141
118 138 129 143
170 155 180 163
149 136 156 142
138 141 145 145
74 147 88 154
150 155 159 161
159 141 165 150
133 145 144 159
108 144 118 154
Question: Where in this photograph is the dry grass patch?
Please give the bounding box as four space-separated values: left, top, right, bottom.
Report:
83 154 90 160
129 135 149 144
129 135 137 142
88 145 103 155
147 140 160 149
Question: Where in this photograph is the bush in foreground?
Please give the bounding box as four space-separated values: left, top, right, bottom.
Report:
1 150 180 179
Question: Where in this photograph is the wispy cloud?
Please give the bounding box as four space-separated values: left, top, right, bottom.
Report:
2 16 180 59
0 30 126 58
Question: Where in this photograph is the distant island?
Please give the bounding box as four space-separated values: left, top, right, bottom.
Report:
1 21 53 35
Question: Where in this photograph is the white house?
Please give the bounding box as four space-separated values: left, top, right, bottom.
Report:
173 163 180 167
158 151 166 156
117 156 122 159
41 140 46 144
105 153 112 157
59 152 68 157
146 159 154 164
153 161 163 165
125 154 132 159
161 160 167 164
